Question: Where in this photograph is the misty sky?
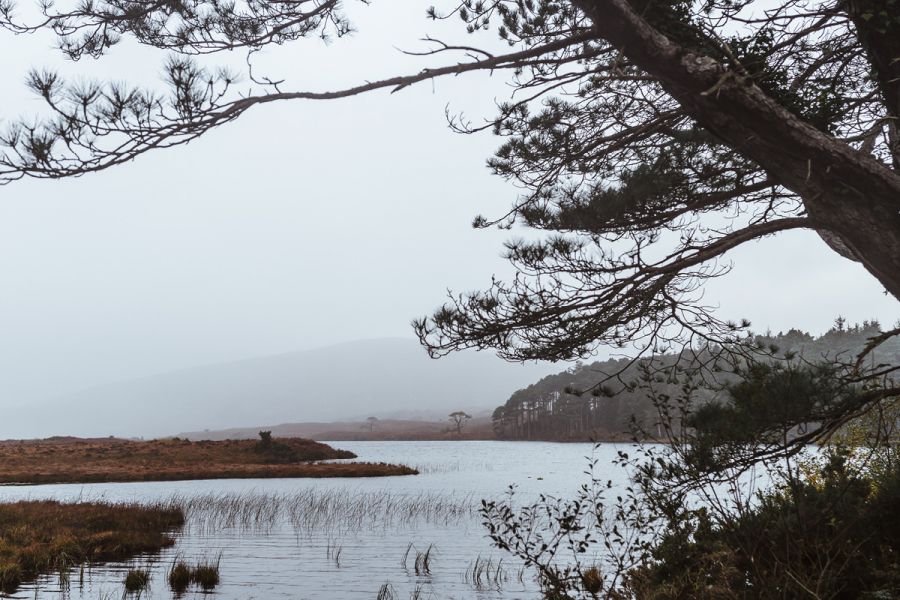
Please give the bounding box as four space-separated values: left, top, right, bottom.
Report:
0 2 896 409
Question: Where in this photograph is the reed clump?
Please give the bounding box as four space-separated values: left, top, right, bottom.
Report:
465 555 510 590
123 568 150 592
0 500 183 595
167 556 220 593
376 582 395 600
414 545 434 576
0 563 23 593
190 559 220 590
167 561 192 593
400 543 435 576
581 566 603 594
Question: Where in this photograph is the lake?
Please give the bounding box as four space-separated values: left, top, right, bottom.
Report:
0 441 632 600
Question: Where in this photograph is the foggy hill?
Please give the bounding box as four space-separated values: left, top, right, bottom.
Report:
5 338 556 439
176 416 497 442
493 321 898 441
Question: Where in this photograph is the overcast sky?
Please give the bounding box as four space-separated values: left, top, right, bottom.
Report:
0 2 896 408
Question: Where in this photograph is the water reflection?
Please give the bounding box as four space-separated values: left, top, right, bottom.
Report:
1 441 628 599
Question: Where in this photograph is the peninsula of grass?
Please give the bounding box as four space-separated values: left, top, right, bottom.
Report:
0 436 417 485
0 500 183 594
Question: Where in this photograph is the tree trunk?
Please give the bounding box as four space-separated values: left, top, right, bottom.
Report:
576 0 900 299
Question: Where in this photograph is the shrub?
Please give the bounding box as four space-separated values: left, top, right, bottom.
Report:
625 453 900 599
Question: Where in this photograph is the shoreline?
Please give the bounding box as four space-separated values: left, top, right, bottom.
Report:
0 462 418 486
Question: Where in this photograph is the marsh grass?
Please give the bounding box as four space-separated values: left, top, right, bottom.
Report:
465 555 510 590
376 582 396 600
401 543 414 570
0 563 23 593
178 489 475 536
580 566 602 594
190 557 220 591
413 545 434 576
165 555 220 594
409 583 434 600
0 500 183 595
325 538 343 567
166 559 192 594
123 568 150 593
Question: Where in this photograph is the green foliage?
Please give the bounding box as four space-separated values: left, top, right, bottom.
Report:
485 323 899 598
495 322 899 443
627 452 900 599
684 360 852 470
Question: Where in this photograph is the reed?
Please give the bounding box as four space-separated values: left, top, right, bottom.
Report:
176 489 476 536
465 555 509 590
376 582 396 600
413 545 434 576
325 538 344 567
190 556 221 590
123 569 150 593
0 564 23 593
401 542 414 570
409 583 431 600
581 566 602 594
167 560 192 594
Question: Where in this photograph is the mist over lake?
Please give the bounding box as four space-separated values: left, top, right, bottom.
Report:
0 0 895 597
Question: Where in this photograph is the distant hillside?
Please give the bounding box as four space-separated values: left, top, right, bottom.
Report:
177 416 496 442
3 338 556 439
494 321 899 442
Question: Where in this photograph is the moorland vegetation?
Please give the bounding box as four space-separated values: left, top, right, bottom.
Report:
0 435 416 484
0 500 183 594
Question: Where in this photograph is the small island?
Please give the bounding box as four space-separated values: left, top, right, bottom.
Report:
0 434 417 484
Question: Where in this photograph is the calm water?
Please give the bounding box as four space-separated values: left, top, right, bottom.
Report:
0 441 633 600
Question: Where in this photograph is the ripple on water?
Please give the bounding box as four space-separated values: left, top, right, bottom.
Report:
0 441 628 599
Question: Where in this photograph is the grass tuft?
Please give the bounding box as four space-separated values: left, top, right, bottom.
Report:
167 560 192 594
0 563 22 593
581 566 603 594
123 568 150 592
376 582 395 600
190 557 221 590
414 545 434 576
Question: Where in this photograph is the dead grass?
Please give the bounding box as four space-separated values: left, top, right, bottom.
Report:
0 437 416 484
0 500 184 594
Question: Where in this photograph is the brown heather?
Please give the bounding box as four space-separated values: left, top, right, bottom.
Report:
0 500 184 594
0 437 417 484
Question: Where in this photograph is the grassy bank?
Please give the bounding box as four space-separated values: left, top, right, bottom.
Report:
0 500 184 593
0 437 417 484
